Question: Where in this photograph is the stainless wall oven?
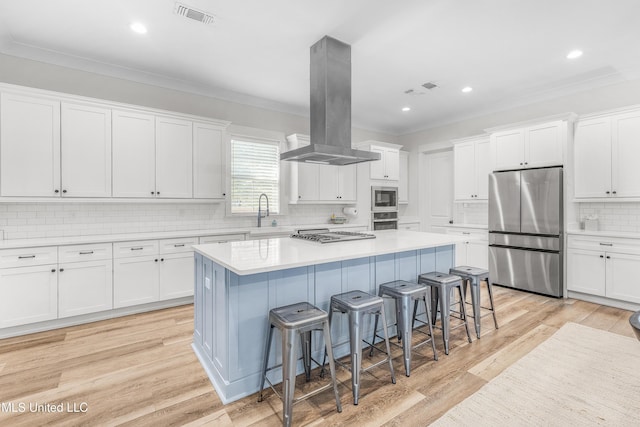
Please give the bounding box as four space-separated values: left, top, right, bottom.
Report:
371 186 398 212
372 211 398 230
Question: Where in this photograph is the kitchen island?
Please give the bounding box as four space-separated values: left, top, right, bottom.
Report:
191 230 469 403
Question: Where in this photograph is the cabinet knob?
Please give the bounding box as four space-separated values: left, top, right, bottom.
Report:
612 191 617 195
298 195 302 199
51 269 56 273
161 258 164 262
222 193 226 196
524 162 528 165
62 189 67 194
151 191 155 195
59 268 64 272
600 255 604 258
606 191 610 195
156 192 160 195
155 259 158 262
519 163 523 166
606 255 611 259
54 189 59 193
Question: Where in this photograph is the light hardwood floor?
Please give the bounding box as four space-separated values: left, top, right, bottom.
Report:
0 286 635 426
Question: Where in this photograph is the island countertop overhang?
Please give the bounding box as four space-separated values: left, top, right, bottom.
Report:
193 230 474 275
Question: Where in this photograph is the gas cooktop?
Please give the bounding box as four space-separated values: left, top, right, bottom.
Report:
290 228 376 243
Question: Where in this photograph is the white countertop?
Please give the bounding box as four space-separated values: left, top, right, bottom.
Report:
567 229 640 239
193 230 471 275
442 223 488 229
0 222 369 250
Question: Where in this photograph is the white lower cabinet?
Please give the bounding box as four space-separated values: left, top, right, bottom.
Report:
445 227 488 269
567 235 640 305
0 264 58 328
159 252 194 300
113 255 160 308
58 259 113 318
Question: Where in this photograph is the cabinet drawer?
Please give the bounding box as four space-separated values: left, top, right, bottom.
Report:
58 243 112 263
445 228 488 241
199 234 246 244
567 235 640 255
159 237 198 254
113 240 159 258
0 246 58 269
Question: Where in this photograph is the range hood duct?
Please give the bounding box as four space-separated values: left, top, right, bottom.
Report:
280 36 380 166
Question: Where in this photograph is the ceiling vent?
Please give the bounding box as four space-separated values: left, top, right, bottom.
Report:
422 81 438 90
174 2 215 25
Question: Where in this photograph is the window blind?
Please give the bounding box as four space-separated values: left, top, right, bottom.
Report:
230 138 280 214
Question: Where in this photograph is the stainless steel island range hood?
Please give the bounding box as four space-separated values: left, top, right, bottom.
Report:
280 36 381 166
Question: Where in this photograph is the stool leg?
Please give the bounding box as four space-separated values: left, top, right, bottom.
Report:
258 323 274 402
320 307 334 376
281 328 298 427
486 279 499 329
349 310 363 405
439 285 451 355
301 331 312 381
469 277 482 339
370 301 380 357
422 295 438 361
322 320 342 414
458 285 473 344
399 295 413 376
378 304 396 385
430 286 439 326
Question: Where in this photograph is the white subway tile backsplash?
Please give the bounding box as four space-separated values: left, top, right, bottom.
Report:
578 202 640 232
0 201 354 240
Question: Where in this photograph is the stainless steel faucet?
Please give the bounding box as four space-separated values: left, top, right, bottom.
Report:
257 193 269 227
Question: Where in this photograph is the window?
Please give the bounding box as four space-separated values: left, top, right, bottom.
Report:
230 137 280 214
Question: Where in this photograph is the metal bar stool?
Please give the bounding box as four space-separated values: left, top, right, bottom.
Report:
449 266 499 338
259 302 341 427
323 290 396 405
371 280 438 376
418 272 472 355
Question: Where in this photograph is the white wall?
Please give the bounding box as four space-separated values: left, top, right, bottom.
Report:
0 52 394 238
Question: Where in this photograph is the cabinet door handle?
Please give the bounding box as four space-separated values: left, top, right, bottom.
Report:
612 191 617 195
59 268 64 272
174 244 185 247
606 255 611 259
606 191 610 194
524 162 528 165
462 232 471 235
18 255 36 259
599 255 604 258
130 247 144 251
62 189 67 194
54 189 59 193
79 251 94 255
599 243 613 246
51 269 56 273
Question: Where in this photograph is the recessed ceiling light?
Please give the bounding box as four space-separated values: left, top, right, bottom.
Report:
461 86 473 93
130 22 148 34
402 106 411 112
566 49 583 59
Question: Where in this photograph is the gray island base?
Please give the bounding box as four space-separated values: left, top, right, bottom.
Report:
191 230 468 403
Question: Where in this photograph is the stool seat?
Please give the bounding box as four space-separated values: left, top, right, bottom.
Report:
373 280 437 376
419 272 463 285
418 272 473 355
449 266 488 277
331 290 384 311
259 302 341 427
270 302 328 329
449 266 498 339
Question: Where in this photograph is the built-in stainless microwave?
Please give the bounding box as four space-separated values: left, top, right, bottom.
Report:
371 186 398 212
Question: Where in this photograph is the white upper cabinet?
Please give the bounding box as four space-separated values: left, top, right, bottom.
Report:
370 144 400 180
61 102 112 197
0 92 60 197
574 108 640 199
490 120 566 171
193 122 225 199
155 116 193 198
286 134 356 203
112 109 156 198
453 137 490 201
398 151 409 204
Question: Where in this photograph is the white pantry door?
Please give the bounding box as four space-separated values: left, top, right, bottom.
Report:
421 151 453 231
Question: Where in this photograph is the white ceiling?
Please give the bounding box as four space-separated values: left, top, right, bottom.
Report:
1 0 639 135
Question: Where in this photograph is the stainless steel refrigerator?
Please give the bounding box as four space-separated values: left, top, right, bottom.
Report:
488 167 563 297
